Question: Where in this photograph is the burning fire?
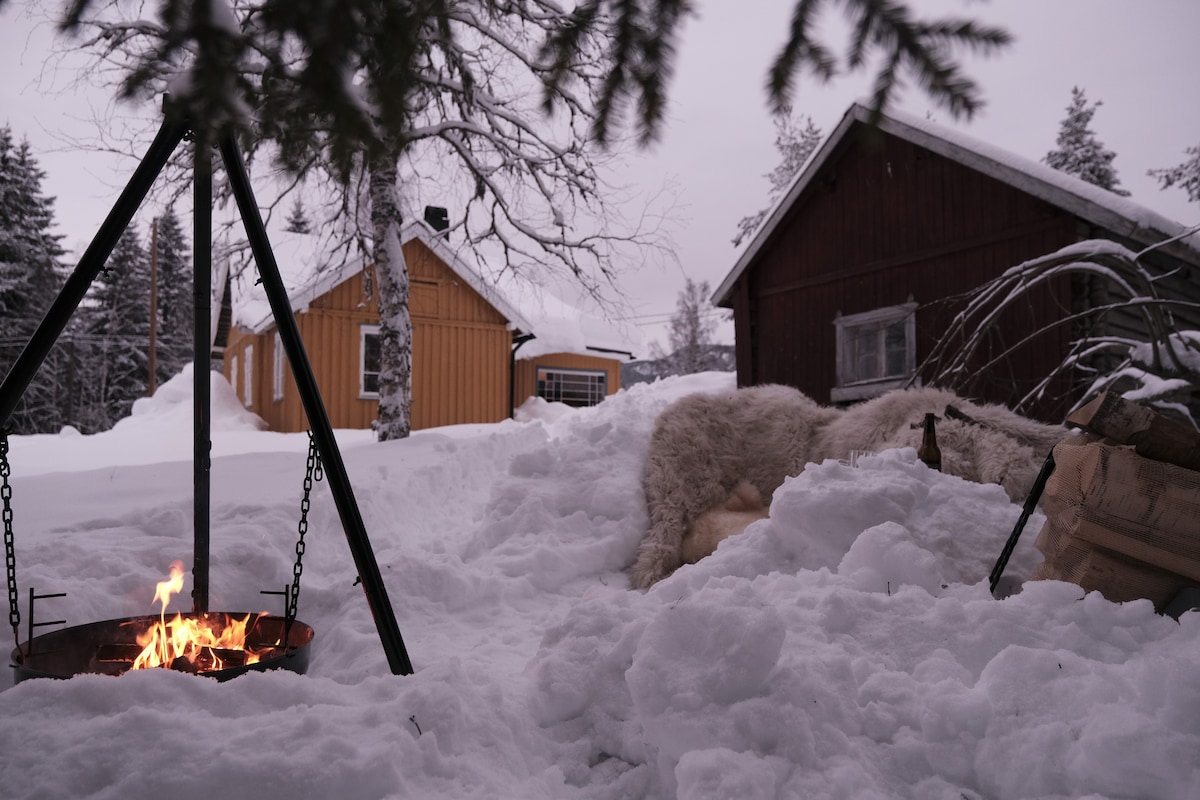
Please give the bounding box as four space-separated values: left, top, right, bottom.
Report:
128 561 268 673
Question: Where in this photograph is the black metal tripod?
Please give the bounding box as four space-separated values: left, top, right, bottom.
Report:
0 101 414 676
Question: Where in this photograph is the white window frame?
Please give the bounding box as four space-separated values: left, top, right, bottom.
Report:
243 344 254 408
230 353 239 399
272 332 285 402
359 324 381 399
536 367 608 407
831 301 917 403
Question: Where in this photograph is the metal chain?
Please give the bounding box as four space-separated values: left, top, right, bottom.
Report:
2 432 20 647
287 433 323 624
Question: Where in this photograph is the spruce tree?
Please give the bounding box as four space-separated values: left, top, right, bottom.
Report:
1149 144 1200 206
81 228 152 430
1044 87 1130 196
0 127 68 433
284 198 312 234
152 208 193 384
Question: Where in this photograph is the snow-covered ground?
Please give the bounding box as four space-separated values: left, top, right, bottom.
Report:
1 370 1197 800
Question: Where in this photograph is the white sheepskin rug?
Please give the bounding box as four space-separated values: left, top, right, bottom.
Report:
630 385 1065 589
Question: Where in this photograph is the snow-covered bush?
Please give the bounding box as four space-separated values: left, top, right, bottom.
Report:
922 238 1200 427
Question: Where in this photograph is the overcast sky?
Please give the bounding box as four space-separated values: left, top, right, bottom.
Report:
2 1 1198 353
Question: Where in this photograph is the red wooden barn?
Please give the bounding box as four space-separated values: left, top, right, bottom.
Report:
713 102 1200 422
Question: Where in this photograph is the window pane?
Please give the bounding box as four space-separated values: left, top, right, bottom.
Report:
883 320 907 377
243 346 253 408
363 334 381 372
362 332 381 395
850 324 877 382
536 369 606 407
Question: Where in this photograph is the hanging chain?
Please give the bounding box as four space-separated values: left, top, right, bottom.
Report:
2 431 20 648
287 432 323 625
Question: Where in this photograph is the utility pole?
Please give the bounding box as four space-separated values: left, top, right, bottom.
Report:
148 217 158 395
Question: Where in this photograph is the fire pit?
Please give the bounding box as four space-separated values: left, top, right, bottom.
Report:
11 613 314 683
0 110 413 678
9 562 314 683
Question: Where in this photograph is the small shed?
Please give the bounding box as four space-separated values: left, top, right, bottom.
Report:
713 102 1200 422
219 221 631 433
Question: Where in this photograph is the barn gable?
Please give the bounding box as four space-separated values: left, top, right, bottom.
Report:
714 102 1200 422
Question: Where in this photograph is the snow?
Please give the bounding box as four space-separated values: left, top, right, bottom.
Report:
2 370 1199 799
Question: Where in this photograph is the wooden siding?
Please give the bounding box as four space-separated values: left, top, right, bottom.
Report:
733 127 1081 422
223 236 519 432
413 321 512 429
512 352 623 409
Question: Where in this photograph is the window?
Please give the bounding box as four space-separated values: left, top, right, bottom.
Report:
832 302 917 402
360 324 381 398
536 367 608 407
243 344 254 408
273 332 285 402
230 353 239 399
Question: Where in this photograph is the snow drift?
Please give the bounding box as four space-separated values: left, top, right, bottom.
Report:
0 371 1196 800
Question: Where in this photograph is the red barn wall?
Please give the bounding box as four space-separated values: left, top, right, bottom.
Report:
733 128 1081 422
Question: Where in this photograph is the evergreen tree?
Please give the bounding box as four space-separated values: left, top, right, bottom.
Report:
1044 87 1130 196
80 228 152 430
151 208 193 384
656 278 719 376
734 107 822 246
0 127 68 433
284 198 312 234
1149 144 1200 206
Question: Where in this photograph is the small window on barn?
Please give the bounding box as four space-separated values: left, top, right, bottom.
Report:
230 353 239 399
360 324 381 398
537 367 608 407
243 344 254 408
272 332 285 402
832 302 917 403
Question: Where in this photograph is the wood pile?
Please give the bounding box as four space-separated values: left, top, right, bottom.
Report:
1031 392 1200 611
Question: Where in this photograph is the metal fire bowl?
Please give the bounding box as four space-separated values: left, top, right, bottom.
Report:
9 613 314 683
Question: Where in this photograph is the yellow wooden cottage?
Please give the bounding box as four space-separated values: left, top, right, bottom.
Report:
217 220 631 433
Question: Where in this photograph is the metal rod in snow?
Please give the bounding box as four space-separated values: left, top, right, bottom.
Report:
192 147 213 615
216 135 415 676
0 113 189 428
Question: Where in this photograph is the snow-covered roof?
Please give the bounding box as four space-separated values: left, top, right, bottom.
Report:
235 221 533 334
713 102 1200 306
229 221 636 360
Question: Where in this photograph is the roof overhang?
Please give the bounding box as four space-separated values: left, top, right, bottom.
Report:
244 220 535 334
712 102 1200 308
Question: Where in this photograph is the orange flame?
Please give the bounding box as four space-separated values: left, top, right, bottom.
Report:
128 561 268 673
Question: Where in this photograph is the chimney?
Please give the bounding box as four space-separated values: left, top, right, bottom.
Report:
424 206 449 234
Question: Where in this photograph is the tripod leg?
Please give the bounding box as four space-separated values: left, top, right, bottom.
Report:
192 144 213 614
217 135 414 676
0 115 190 428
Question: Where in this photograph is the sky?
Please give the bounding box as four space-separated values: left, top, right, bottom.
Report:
1 0 1198 352
1 367 1198 799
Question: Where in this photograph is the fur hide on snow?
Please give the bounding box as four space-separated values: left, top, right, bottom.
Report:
633 385 840 589
631 385 1065 589
811 387 1065 501
680 481 770 565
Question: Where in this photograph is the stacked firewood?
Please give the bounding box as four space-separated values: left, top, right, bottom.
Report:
1032 392 1200 611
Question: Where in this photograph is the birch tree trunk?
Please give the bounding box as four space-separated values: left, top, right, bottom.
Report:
369 143 413 441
